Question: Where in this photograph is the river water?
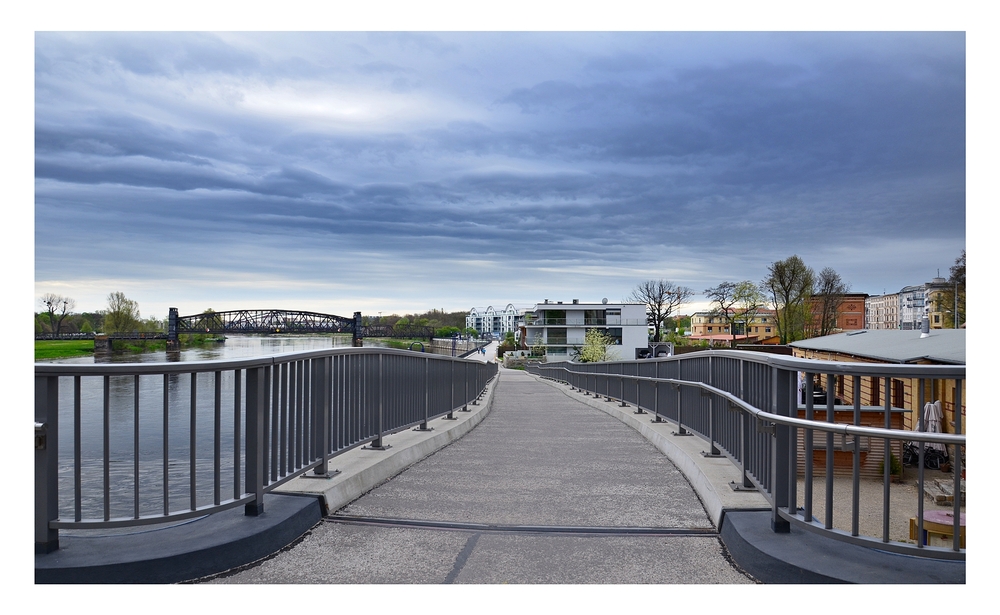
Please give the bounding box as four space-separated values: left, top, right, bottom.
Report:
39 333 367 365
41 335 389 525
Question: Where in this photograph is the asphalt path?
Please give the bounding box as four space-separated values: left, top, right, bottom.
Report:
207 368 754 584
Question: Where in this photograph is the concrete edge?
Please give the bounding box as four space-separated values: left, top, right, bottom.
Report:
274 372 498 513
720 510 966 584
35 372 499 584
35 493 323 584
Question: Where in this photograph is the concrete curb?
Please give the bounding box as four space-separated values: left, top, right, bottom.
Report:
35 493 323 584
274 373 498 514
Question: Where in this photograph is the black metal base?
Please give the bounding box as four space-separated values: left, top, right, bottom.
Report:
363 443 392 451
413 425 434 432
701 451 725 458
303 469 342 479
729 481 758 492
633 409 646 415
672 430 694 437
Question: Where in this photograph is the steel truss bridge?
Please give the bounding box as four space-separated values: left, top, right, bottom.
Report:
169 308 435 344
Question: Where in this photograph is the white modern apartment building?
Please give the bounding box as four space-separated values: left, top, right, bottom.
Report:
466 304 522 338
521 299 648 361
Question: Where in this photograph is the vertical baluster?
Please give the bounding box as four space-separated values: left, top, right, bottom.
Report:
103 375 110 521
163 373 170 515
134 374 140 519
851 375 861 537
233 369 241 502
214 370 222 506
882 375 891 543
74 376 82 523
190 372 197 511
952 377 963 551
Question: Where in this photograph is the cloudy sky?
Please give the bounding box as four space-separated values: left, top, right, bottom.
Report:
33 29 966 320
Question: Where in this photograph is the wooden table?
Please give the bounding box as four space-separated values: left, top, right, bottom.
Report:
909 511 966 548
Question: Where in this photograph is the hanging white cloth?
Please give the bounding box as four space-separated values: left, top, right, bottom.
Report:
923 400 945 451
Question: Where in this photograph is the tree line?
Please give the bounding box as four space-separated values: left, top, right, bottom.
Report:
36 291 164 335
629 249 966 347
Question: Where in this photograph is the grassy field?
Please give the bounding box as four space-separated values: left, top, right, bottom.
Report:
35 340 95 360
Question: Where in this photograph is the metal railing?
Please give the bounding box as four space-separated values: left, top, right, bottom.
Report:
35 347 496 553
527 350 965 560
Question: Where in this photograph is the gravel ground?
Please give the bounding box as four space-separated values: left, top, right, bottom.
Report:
797 465 965 545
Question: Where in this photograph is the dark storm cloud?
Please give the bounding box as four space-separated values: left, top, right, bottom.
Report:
34 32 966 315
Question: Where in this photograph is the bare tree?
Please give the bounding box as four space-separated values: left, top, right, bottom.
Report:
812 267 850 337
627 280 693 341
39 293 76 335
762 255 815 344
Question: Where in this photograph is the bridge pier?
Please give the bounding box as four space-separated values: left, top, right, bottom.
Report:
93 335 111 354
167 307 181 350
352 311 364 347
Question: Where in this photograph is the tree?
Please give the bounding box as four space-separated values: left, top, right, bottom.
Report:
574 328 621 363
39 293 76 335
936 249 965 328
704 281 740 345
812 267 850 337
627 280 693 341
704 281 765 347
103 291 140 334
762 255 815 344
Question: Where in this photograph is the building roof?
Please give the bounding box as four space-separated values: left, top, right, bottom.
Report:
790 329 965 365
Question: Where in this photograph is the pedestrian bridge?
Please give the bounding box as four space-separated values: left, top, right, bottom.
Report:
35 348 965 583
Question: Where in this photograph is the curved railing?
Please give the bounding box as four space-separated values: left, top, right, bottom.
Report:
35 347 497 553
527 350 965 560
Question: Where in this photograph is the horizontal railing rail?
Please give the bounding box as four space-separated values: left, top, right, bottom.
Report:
526 350 965 560
35 347 497 553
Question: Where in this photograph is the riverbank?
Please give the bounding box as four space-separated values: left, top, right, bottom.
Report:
34 335 226 361
34 340 95 360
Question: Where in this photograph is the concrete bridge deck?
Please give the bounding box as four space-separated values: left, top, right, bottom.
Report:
36 366 965 585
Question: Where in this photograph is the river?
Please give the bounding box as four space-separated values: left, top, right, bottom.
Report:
40 335 391 525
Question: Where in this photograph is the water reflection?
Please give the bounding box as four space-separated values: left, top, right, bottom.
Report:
42 335 383 523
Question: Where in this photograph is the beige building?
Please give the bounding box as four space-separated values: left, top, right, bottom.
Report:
689 309 777 341
790 329 965 435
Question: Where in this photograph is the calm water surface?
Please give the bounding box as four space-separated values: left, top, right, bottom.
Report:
41 336 387 524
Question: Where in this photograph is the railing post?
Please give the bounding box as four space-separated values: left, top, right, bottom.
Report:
704 356 720 455
311 357 338 477
35 374 60 553
245 366 266 516
462 361 470 411
415 356 433 431
367 354 391 449
770 366 792 533
445 360 457 420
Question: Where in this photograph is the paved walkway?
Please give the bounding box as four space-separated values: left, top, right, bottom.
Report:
206 368 753 584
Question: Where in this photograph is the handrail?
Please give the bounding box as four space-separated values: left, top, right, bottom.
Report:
527 352 965 560
537 366 966 445
35 347 497 553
